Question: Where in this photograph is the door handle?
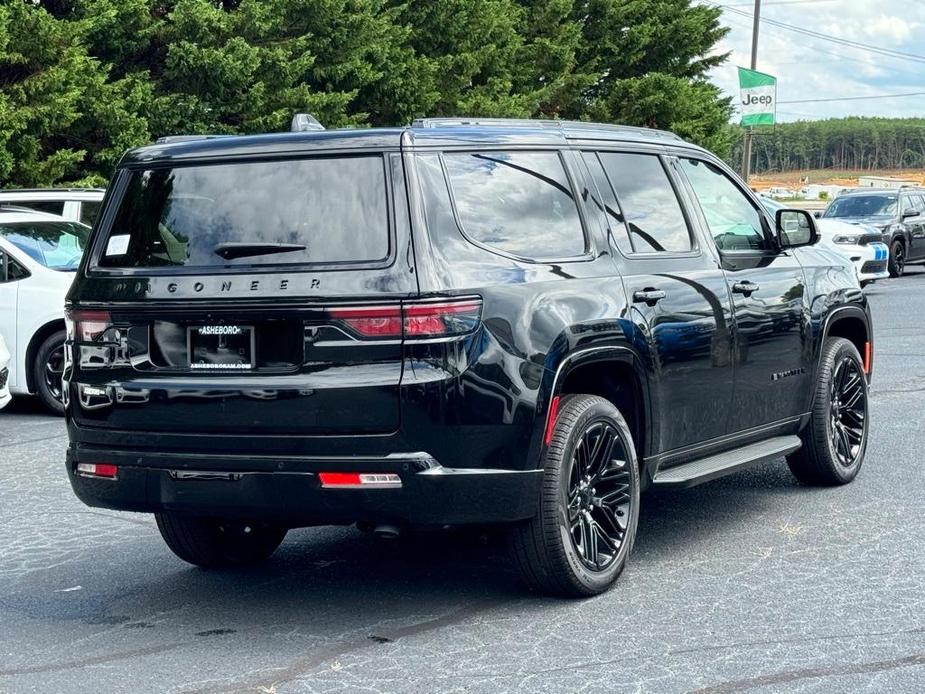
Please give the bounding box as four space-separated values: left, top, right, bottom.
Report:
732 281 760 296
632 289 667 305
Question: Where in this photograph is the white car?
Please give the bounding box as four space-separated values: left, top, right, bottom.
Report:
0 188 105 226
0 333 10 411
0 209 91 413
761 197 889 286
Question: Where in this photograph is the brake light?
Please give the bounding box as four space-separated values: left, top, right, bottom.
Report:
404 300 482 338
327 305 403 338
327 298 482 340
76 463 118 479
318 472 402 488
66 310 112 342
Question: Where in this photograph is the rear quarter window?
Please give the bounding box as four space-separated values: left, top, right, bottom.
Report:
97 156 391 269
441 151 586 260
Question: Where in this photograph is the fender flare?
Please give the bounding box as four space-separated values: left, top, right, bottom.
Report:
535 344 653 466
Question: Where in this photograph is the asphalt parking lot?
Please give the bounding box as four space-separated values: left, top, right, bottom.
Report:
1 272 924 694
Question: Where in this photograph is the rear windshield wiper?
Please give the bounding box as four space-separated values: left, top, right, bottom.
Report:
213 242 307 260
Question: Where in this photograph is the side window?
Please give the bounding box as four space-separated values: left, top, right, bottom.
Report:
79 201 102 226
1 200 65 216
442 151 586 259
597 152 693 253
0 252 29 283
581 152 634 255
680 158 771 252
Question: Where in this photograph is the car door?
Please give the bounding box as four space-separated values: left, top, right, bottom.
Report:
0 247 26 389
901 193 925 260
580 149 735 453
677 156 811 433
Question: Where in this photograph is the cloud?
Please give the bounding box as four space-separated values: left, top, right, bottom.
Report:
704 0 925 122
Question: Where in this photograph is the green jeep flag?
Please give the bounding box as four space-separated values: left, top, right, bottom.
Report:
738 67 776 127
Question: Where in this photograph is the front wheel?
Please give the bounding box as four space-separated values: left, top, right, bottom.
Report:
787 337 868 485
888 240 905 277
33 330 66 415
155 513 287 568
509 394 640 597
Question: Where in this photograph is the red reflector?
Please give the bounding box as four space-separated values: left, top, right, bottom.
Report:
76 463 118 479
863 341 872 374
318 472 402 488
544 395 561 445
318 472 363 487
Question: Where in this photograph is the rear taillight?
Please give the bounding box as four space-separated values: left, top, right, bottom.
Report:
76 463 118 479
328 297 482 341
66 309 113 342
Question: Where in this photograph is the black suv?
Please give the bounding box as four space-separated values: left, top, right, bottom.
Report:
823 186 925 277
64 118 872 597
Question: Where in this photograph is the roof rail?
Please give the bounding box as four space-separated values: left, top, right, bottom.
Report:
410 117 682 141
154 134 233 145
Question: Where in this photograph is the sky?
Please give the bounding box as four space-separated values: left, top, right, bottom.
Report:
703 0 925 122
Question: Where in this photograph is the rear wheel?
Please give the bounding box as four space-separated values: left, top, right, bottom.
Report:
888 239 905 277
787 337 868 485
155 512 287 567
33 330 66 415
510 394 640 597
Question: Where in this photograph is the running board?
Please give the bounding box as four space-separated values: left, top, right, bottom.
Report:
652 435 802 489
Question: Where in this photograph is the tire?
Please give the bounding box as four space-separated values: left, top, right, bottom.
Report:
787 337 869 486
509 394 640 597
888 239 905 277
155 512 287 568
33 330 66 415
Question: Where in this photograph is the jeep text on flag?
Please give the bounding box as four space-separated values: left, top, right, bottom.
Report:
738 67 776 127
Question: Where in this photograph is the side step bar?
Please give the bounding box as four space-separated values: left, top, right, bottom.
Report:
653 435 802 489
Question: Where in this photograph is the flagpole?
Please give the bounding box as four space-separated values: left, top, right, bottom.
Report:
742 0 761 183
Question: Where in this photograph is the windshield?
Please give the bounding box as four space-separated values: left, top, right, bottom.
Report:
98 156 391 269
824 194 897 218
0 220 91 270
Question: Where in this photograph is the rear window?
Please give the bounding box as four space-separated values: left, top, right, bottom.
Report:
442 151 586 259
98 156 390 268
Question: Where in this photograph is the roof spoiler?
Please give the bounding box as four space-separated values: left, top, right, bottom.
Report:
291 113 325 132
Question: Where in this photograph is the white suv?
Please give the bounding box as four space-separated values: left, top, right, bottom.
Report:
0 188 105 227
0 209 91 413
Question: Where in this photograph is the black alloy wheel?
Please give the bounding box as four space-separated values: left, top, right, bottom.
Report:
889 240 905 277
787 337 868 485
510 394 640 597
33 329 67 415
828 354 866 468
567 421 633 571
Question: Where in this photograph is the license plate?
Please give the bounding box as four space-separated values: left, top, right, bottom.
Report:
188 325 255 370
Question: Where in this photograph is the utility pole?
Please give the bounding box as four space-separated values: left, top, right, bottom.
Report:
741 0 761 184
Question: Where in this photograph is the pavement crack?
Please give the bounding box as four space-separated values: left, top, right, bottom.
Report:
690 652 925 693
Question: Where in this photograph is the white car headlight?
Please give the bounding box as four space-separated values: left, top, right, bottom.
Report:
833 234 861 244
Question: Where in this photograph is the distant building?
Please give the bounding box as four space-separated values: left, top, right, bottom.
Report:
857 175 920 189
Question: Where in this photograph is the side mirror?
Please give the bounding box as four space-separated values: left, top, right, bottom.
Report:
776 209 818 248
902 208 920 219
813 210 823 219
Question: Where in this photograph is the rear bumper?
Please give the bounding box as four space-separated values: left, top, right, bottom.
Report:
65 446 542 527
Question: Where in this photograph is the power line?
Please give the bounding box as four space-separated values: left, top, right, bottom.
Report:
780 91 925 104
707 2 925 64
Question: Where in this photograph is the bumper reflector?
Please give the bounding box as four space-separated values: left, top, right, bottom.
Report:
318 472 402 489
76 463 118 479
